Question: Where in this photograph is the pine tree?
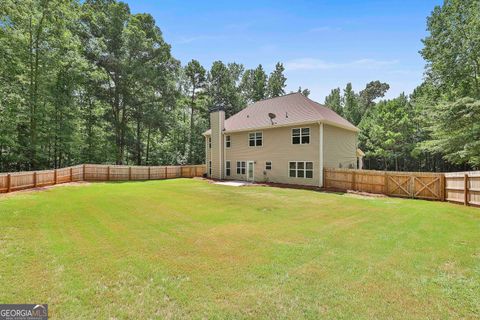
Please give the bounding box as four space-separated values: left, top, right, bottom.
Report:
267 62 286 98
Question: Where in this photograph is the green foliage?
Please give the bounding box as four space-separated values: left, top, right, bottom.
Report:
324 88 343 116
207 61 245 117
296 86 310 97
415 0 480 169
267 62 286 98
342 81 389 126
241 64 268 103
359 94 415 170
184 59 207 163
423 98 480 167
421 0 480 99
342 83 360 125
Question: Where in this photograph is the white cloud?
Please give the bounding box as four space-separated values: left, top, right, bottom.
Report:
284 58 399 71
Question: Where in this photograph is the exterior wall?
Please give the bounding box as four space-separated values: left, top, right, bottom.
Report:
323 124 358 169
210 110 224 179
224 124 320 186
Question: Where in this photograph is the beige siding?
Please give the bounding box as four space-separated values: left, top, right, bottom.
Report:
323 124 357 169
224 124 320 186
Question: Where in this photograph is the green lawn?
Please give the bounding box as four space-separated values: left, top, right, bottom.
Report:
0 179 479 319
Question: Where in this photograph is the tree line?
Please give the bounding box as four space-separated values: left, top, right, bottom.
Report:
0 0 297 171
1 0 479 172
324 0 480 172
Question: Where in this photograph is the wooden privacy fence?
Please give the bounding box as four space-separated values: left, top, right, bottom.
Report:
324 168 480 206
0 164 206 193
444 172 480 206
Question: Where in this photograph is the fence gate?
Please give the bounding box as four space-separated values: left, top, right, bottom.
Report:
412 175 442 200
386 174 411 198
386 174 442 199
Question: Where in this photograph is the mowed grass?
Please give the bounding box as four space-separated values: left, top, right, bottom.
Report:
0 179 479 319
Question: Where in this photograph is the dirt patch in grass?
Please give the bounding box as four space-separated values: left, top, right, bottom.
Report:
0 181 91 199
343 190 388 199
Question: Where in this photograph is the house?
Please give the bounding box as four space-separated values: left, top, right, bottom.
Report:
203 92 361 187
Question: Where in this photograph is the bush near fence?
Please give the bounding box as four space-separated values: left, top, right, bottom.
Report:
0 164 206 193
324 168 480 207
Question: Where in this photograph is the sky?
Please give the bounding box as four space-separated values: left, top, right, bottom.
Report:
125 0 443 102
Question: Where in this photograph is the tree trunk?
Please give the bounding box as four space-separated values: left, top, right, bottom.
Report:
136 109 142 165
188 86 196 164
146 123 151 165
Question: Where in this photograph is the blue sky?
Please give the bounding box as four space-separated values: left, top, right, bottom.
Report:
125 0 442 102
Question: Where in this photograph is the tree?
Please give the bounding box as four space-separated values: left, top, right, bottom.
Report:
359 94 415 170
422 98 480 168
342 83 359 125
207 61 245 117
251 64 267 102
184 59 206 163
79 0 177 164
359 80 390 111
297 86 310 97
324 88 343 116
0 0 82 170
421 0 480 99
267 62 286 98
240 69 254 103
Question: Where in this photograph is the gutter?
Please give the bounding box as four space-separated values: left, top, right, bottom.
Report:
202 120 359 136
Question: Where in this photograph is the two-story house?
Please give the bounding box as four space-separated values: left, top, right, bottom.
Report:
203 92 360 187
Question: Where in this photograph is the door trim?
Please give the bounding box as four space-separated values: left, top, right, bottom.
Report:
247 161 255 181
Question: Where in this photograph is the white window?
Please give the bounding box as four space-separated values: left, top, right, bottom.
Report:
265 161 272 170
249 132 262 147
225 161 231 176
289 161 313 178
225 135 231 148
208 137 211 148
292 128 310 144
209 161 212 175
236 161 246 174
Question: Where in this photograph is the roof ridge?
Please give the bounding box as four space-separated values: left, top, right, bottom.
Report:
249 92 302 105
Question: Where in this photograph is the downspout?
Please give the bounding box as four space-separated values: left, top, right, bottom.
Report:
219 130 222 179
319 121 324 188
205 136 208 174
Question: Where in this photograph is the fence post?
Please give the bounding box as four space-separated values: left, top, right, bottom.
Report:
148 166 151 180
384 172 388 194
33 171 37 187
440 174 446 201
7 173 11 193
410 175 415 198
464 173 469 206
70 168 73 182
107 166 110 181
351 170 356 191
54 169 57 185
83 164 86 181
129 166 132 180
165 166 168 179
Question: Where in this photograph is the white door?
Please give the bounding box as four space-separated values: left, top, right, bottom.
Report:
247 161 255 181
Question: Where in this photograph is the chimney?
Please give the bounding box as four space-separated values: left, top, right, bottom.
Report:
209 105 225 179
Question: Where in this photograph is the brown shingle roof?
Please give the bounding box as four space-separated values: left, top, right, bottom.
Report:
204 92 358 135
